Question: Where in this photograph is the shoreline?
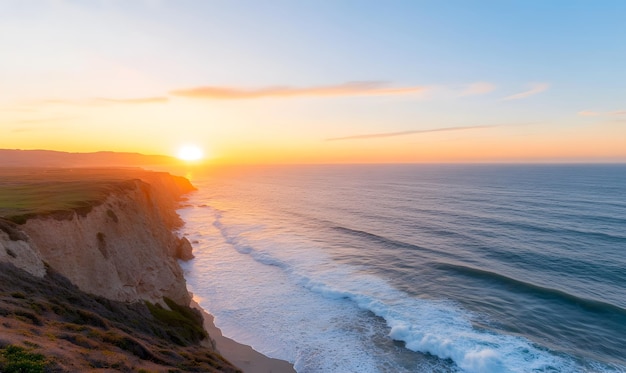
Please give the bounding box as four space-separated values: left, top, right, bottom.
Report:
191 299 296 373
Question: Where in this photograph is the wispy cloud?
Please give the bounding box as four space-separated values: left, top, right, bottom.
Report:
326 125 495 141
578 110 626 117
3 118 72 135
94 96 169 104
460 82 496 96
6 117 77 125
11 126 67 133
501 82 550 101
7 117 75 133
170 81 428 100
578 111 600 117
23 96 169 107
1 107 38 113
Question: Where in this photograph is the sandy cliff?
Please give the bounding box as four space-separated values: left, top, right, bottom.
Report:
0 219 46 278
13 172 196 306
0 170 247 372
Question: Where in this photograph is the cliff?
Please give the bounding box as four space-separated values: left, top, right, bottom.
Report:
20 175 194 305
1 169 195 305
0 168 240 372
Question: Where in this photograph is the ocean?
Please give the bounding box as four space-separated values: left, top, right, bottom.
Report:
177 164 626 373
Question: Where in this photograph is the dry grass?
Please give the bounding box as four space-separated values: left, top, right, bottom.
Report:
0 263 240 373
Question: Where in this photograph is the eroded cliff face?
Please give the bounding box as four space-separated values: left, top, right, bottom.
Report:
16 173 195 306
0 220 46 278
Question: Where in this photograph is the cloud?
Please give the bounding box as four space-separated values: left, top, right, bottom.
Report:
460 82 496 96
501 82 550 101
1 107 38 113
15 117 74 124
578 110 626 117
7 117 74 133
94 96 169 104
170 81 428 100
39 99 74 105
6 117 77 125
326 125 495 141
23 97 169 107
11 126 67 133
578 111 602 117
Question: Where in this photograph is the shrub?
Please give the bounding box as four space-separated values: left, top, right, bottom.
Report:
12 310 42 326
145 298 207 346
0 345 48 373
74 309 108 329
102 332 157 361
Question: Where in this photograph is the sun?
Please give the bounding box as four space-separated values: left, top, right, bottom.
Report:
177 145 204 161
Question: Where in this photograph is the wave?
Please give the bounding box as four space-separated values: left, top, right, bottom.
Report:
332 221 626 295
207 209 594 373
433 262 626 317
447 211 626 244
502 221 626 243
331 225 453 259
391 197 626 245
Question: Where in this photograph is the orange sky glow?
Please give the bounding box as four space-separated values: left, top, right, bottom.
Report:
1 2 625 164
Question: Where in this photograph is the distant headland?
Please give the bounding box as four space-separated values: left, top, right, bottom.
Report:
0 149 180 168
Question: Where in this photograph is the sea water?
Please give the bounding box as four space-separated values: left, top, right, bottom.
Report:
177 164 626 373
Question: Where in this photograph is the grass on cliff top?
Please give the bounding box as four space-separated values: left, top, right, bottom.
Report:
0 168 164 224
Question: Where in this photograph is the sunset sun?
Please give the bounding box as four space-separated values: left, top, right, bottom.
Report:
177 145 204 161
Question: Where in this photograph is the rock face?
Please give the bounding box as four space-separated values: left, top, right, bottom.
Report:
176 236 195 261
16 173 196 306
0 219 46 278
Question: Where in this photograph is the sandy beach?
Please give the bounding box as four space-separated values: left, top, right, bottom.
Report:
192 300 296 373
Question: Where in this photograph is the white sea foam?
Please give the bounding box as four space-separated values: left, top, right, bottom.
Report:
180 205 387 373
178 194 612 373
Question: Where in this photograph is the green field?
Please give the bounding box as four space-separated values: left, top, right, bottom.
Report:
0 168 150 224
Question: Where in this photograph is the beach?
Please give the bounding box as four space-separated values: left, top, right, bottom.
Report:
192 299 296 373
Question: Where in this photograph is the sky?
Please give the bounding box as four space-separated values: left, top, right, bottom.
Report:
1 0 625 164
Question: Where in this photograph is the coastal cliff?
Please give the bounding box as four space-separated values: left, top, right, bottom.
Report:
0 168 240 372
19 174 194 305
1 170 195 305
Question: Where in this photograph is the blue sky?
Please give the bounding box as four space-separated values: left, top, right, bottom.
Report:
1 0 625 162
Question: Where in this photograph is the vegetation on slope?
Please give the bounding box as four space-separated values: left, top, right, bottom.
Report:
0 263 240 372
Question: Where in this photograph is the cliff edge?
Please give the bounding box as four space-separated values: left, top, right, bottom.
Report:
0 168 242 372
21 175 194 305
0 168 196 306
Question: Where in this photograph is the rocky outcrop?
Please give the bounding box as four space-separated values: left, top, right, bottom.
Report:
176 236 195 261
15 172 196 306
